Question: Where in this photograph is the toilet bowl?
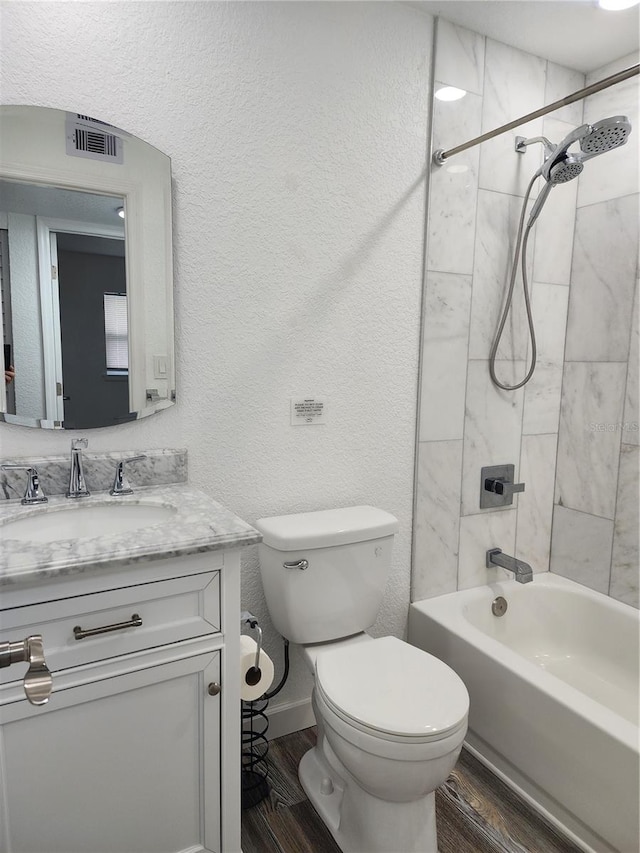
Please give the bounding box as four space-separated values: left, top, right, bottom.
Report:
298 635 468 853
255 506 470 853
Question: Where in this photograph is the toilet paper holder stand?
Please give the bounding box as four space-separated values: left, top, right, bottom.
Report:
240 611 262 673
240 610 271 810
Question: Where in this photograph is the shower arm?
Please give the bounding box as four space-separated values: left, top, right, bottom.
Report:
514 136 554 154
433 63 639 165
516 125 592 163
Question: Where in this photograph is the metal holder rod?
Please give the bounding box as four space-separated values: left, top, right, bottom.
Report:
241 611 262 670
433 63 639 165
239 610 270 810
252 626 262 671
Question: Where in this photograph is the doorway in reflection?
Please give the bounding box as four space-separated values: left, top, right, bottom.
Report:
56 232 131 429
0 177 129 426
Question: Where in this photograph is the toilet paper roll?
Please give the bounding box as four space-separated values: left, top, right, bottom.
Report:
240 634 275 701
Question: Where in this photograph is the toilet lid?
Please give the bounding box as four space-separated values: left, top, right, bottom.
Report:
315 636 469 739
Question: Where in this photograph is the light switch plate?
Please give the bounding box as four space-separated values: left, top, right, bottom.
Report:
153 355 168 379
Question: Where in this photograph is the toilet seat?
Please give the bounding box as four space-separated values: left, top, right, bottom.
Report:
315 636 469 743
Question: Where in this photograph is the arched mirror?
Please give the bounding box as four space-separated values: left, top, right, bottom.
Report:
0 106 175 429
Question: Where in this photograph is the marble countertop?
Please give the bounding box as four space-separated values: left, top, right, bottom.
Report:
0 484 261 587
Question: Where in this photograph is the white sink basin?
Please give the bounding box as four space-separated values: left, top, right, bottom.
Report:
0 502 177 543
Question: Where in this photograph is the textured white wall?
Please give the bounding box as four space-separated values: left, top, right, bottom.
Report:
0 2 433 708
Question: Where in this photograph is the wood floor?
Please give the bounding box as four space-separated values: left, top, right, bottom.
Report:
241 728 583 853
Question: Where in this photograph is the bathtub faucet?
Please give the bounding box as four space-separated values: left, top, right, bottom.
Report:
486 549 533 584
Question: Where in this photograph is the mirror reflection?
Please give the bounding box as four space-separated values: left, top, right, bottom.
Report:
1 180 131 428
0 106 175 429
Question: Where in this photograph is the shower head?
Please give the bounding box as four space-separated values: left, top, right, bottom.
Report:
520 115 632 184
540 115 631 178
523 115 632 225
527 152 584 225
547 154 584 184
579 115 631 159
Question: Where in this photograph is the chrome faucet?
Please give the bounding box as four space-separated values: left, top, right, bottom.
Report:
1 464 48 504
67 438 90 498
486 548 533 584
110 455 147 496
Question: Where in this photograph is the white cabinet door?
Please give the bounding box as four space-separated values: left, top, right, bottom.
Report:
0 650 221 853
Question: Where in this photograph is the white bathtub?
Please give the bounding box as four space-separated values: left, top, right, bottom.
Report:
408 573 639 853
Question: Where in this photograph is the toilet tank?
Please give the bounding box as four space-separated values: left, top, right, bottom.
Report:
255 506 399 645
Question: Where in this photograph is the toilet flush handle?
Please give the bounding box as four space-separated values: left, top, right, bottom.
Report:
283 559 308 571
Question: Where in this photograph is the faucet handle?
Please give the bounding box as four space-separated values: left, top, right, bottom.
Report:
484 477 525 496
480 464 524 508
110 455 147 496
1 465 48 505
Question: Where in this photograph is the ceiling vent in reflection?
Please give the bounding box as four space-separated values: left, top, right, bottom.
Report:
65 114 124 164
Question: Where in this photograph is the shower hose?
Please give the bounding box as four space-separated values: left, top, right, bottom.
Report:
488 172 540 391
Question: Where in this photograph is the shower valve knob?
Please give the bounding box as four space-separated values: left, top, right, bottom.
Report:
484 478 525 496
480 465 524 509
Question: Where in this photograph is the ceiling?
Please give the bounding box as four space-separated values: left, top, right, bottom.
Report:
410 1 640 72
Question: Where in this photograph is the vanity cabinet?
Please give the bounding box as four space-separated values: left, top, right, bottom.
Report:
0 550 244 853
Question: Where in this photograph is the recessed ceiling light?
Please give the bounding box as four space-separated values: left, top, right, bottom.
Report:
598 0 639 9
116 207 125 219
435 86 467 102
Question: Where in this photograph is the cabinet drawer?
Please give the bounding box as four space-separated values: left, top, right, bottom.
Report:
0 572 220 682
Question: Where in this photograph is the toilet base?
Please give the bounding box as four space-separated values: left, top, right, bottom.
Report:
299 745 439 853
299 745 344 836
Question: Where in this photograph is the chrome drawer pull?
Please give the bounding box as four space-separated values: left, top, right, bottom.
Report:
73 613 143 640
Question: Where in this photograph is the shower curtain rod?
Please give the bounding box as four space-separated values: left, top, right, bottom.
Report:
433 63 639 165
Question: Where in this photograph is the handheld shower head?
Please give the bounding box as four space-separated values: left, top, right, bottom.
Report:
548 155 584 184
527 153 584 225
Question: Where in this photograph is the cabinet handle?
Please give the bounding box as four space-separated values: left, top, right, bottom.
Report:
73 613 143 640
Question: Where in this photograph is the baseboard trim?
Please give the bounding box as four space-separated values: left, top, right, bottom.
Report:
263 697 316 741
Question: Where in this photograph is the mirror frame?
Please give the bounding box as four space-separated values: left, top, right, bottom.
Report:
0 106 175 429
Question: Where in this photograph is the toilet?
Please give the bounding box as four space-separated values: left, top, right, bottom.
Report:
256 506 469 853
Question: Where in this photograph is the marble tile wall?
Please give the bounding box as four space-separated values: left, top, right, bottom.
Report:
551 54 639 608
413 22 638 607
413 19 581 600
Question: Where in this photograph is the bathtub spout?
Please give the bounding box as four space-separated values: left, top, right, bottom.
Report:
486 549 533 583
